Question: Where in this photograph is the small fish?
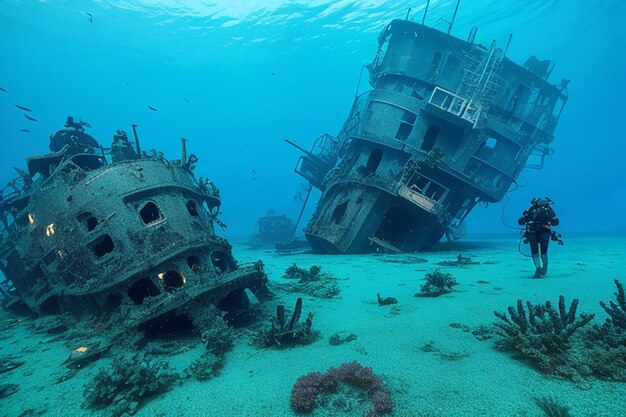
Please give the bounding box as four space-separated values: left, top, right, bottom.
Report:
20 129 30 132
184 98 190 103
271 72 276 76
85 12 94 25
125 82 130 87
16 104 32 112
251 169 257 175
24 114 38 122
242 143 249 148
147 105 158 111
0 87 7 93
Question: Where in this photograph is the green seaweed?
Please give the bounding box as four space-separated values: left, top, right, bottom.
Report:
278 263 340 298
83 353 178 417
414 269 458 297
535 396 572 417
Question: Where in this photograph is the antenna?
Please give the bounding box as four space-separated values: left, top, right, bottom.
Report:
504 33 513 56
468 26 478 43
405 7 412 20
422 0 430 24
448 0 461 34
354 65 365 99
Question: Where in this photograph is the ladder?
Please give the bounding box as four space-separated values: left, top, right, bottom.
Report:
457 40 504 127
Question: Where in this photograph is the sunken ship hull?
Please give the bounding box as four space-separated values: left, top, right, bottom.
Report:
292 19 568 254
0 121 269 331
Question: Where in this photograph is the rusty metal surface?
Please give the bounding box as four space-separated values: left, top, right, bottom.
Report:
291 19 568 254
0 119 269 328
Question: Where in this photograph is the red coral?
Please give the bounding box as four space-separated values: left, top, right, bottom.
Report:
290 361 392 415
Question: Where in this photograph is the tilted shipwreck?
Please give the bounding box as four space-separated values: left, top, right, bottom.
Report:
289 17 569 254
0 117 270 332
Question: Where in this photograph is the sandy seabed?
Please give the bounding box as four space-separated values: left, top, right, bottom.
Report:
1 234 625 417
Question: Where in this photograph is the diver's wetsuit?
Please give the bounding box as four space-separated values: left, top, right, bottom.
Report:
526 227 551 255
518 201 559 277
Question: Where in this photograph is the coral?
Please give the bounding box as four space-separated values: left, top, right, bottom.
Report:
379 255 428 264
284 263 321 283
249 260 275 301
435 254 479 267
414 269 458 297
582 279 626 381
278 264 340 298
329 331 358 346
599 279 626 330
449 323 493 341
290 361 392 416
186 353 223 381
377 293 398 306
493 296 594 378
470 325 494 341
535 396 572 417
83 353 178 417
252 298 319 348
189 304 233 356
419 340 469 361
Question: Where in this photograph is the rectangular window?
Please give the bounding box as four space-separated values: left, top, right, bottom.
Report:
396 110 417 140
426 51 443 81
395 123 413 140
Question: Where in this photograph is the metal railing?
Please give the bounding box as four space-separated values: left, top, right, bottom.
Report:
428 87 481 127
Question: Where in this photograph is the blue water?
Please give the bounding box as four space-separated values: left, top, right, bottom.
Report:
1 2 626 416
1 0 625 238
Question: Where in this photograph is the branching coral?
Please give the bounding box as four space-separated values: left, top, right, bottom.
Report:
189 304 233 356
284 264 322 283
414 269 458 297
290 361 392 416
493 296 594 378
583 279 626 381
83 353 178 417
186 353 223 381
278 263 340 298
600 279 626 330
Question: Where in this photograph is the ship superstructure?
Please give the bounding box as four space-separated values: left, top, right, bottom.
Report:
290 18 568 254
0 118 269 331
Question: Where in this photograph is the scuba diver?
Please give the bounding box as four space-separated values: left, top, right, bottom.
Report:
518 197 562 278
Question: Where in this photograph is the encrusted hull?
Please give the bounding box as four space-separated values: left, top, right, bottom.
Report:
291 19 568 254
0 122 270 329
304 182 443 254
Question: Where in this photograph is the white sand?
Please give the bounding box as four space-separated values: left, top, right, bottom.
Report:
1 234 625 417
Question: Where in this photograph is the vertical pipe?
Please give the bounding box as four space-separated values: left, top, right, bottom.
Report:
181 138 187 164
448 0 461 34
422 0 430 25
131 124 141 156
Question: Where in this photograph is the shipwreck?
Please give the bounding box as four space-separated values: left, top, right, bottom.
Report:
288 13 569 254
252 210 295 245
0 117 270 332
